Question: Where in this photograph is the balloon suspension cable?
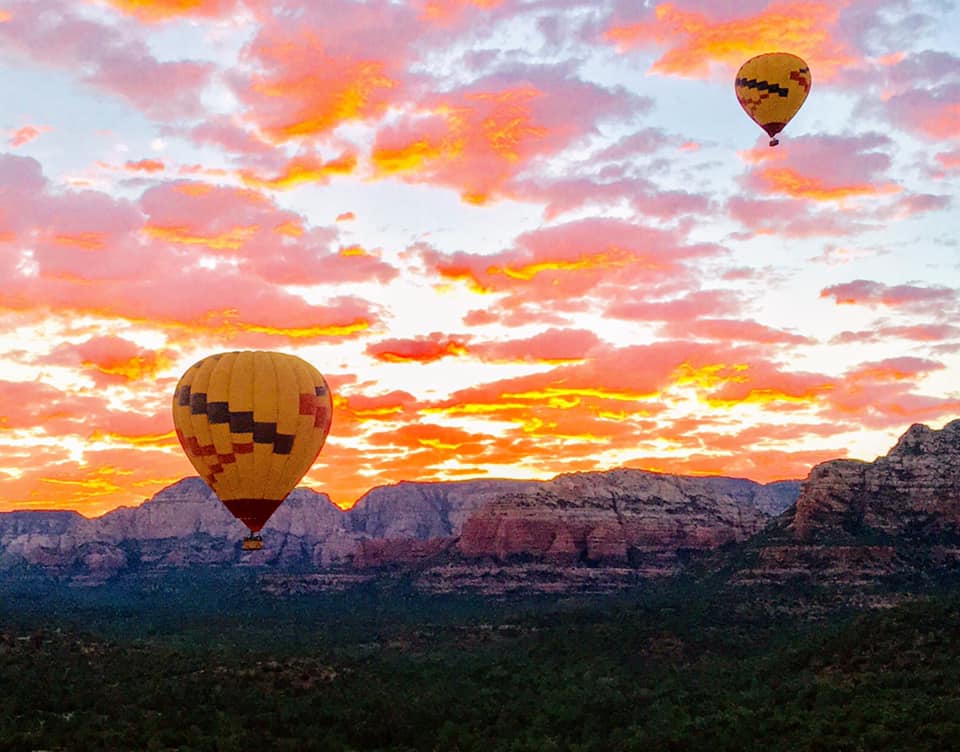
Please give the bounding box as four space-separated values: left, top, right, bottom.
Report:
769 137 780 147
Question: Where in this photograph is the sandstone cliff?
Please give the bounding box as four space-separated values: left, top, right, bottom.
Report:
729 419 960 589
0 469 799 590
791 420 960 541
457 469 787 572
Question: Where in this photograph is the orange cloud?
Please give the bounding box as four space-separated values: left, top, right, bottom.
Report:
102 0 242 22
370 71 634 202
752 167 899 201
145 223 260 250
45 335 176 386
372 86 550 203
740 134 900 207
242 27 398 141
937 150 960 171
125 158 165 173
418 0 503 23
238 151 357 190
366 333 469 363
9 124 50 147
846 357 944 383
606 1 855 80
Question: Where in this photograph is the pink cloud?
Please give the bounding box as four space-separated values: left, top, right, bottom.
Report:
427 217 722 307
607 289 740 322
514 175 711 221
883 84 960 140
831 324 960 344
726 195 877 238
820 279 957 311
9 125 51 147
366 333 469 363
0 159 384 344
662 318 815 345
885 193 951 218
124 159 165 173
845 356 945 382
44 335 175 387
371 68 644 203
183 117 277 159
0 1 213 121
741 133 899 202
936 150 960 171
139 180 398 286
102 0 244 22
605 1 856 81
234 7 412 141
470 328 605 363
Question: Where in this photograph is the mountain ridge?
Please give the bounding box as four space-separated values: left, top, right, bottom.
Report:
0 467 799 590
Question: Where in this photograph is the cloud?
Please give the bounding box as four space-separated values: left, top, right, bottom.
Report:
371 67 644 203
470 328 605 363
102 0 245 22
0 380 104 431
883 83 960 140
0 1 213 120
43 335 176 387
831 324 960 344
514 174 712 221
234 8 411 141
366 333 469 363
427 217 722 314
0 158 384 343
125 158 165 173
820 279 957 311
607 289 741 322
845 356 945 382
606 1 856 80
9 125 51 148
725 195 875 237
238 151 358 189
936 149 960 172
740 133 899 202
139 180 398 285
661 318 816 345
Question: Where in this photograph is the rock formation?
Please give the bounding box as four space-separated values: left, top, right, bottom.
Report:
791 420 960 541
457 469 788 572
730 419 960 589
0 468 799 591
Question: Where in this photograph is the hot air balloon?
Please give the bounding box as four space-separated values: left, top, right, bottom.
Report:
734 52 811 146
172 351 332 550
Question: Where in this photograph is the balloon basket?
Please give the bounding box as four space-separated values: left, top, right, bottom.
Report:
242 535 264 551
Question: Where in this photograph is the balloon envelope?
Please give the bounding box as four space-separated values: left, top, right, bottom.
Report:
172 351 332 533
734 52 811 145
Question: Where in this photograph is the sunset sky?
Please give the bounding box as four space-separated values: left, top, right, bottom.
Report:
1 0 959 516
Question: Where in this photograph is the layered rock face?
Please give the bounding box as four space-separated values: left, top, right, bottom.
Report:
457 469 792 575
0 469 799 589
0 478 351 577
730 419 960 589
791 420 960 541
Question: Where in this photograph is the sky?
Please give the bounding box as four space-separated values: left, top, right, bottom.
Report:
1 0 959 517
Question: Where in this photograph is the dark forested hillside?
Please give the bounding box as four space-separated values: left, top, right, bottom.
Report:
3 570 960 751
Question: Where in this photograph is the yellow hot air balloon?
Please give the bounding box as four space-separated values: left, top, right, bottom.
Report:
735 52 811 146
172 351 332 550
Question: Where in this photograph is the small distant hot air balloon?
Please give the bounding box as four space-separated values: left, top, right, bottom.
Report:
735 52 811 146
172 351 332 551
